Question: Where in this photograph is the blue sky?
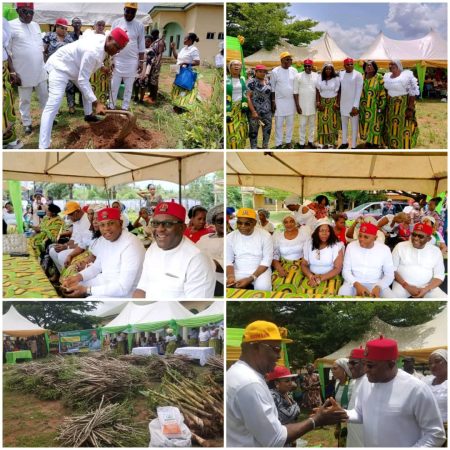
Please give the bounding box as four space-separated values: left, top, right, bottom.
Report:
289 3 447 57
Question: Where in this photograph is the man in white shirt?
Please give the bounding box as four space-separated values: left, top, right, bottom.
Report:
227 320 348 447
8 3 48 135
339 336 446 447
133 201 216 299
226 208 274 291
271 52 298 149
402 356 424 380
339 222 394 297
346 346 365 447
284 195 316 231
61 207 145 298
293 59 318 149
390 222 446 298
338 58 363 149
109 3 145 110
49 201 92 272
38 28 129 149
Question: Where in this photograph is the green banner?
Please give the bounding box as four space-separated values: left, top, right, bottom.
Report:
7 180 24 233
58 329 102 353
3 3 18 20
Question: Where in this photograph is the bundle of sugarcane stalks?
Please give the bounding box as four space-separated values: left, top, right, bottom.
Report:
57 396 146 447
141 368 223 446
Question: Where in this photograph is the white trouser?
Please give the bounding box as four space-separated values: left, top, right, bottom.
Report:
341 114 359 148
109 72 135 110
49 247 71 272
339 281 395 298
18 80 48 126
39 70 92 149
299 114 316 145
235 269 272 291
275 115 294 146
390 281 447 298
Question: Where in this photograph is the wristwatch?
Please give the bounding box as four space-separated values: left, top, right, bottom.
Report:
86 286 92 296
250 274 257 282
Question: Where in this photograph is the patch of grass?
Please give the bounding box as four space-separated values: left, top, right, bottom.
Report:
14 432 59 448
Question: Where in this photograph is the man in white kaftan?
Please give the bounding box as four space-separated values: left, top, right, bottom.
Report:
109 4 145 110
338 58 363 149
8 3 48 134
271 52 298 149
293 59 318 148
38 28 129 149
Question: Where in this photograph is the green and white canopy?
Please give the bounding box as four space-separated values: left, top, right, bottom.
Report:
176 301 224 327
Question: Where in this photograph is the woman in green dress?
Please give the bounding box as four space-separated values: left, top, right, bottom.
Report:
30 204 64 256
226 60 249 149
359 60 386 148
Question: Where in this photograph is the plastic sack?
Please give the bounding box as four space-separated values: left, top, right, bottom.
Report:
174 65 197 91
149 407 192 447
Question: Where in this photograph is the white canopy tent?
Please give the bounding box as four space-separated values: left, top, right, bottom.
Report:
102 301 194 332
192 301 224 318
32 3 151 27
316 306 447 365
359 30 447 69
308 32 350 69
3 152 222 193
227 151 447 198
3 305 46 337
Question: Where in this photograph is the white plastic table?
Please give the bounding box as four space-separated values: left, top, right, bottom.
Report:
131 346 159 356
174 346 215 366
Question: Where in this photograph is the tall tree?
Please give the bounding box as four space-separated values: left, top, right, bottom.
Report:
3 301 100 332
227 3 322 57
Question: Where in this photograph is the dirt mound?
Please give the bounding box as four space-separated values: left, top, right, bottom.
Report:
63 115 163 149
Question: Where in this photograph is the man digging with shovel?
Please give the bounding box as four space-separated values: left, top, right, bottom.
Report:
39 28 129 149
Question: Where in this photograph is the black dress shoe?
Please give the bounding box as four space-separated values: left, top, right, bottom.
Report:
298 144 305 149
308 142 317 149
24 125 32 134
338 143 349 149
84 114 101 123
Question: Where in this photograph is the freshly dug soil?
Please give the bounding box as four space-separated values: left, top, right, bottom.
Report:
63 115 163 149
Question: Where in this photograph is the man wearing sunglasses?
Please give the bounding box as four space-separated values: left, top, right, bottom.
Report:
226 207 273 291
8 3 48 135
338 58 363 149
293 59 318 149
227 320 348 447
39 27 129 149
62 207 145 298
133 201 215 299
389 223 446 298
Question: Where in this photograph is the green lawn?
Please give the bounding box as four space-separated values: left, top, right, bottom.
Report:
8 65 221 149
247 98 447 149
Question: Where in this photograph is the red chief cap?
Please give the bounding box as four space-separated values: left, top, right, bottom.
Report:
344 57 354 64
110 27 129 49
266 366 297 381
413 223 433 236
82 205 90 213
364 335 398 361
17 3 34 8
359 222 378 236
153 201 186 222
303 59 313 65
97 207 121 222
350 346 365 359
255 64 267 71
55 18 69 27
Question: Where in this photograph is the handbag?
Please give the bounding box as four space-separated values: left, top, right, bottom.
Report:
174 65 197 91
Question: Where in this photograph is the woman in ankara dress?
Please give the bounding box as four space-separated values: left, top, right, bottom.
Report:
359 60 386 148
30 204 65 256
226 59 249 149
383 60 420 149
316 63 341 148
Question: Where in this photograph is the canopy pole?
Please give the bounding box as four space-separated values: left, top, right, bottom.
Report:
300 176 304 203
434 179 439 197
178 159 182 203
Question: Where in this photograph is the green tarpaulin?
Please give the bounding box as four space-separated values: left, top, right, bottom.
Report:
176 313 224 328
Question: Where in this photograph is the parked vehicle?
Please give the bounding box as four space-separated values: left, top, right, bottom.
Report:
345 201 408 221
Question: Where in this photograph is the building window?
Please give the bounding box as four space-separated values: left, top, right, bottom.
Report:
206 32 215 39
218 32 224 40
264 197 275 205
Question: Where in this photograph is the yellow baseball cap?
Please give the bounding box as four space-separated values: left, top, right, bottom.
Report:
236 207 257 220
280 51 292 60
63 201 81 216
124 2 138 9
242 320 293 343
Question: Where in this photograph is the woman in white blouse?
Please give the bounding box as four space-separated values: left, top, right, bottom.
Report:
301 218 344 290
316 63 341 148
424 349 447 426
170 32 201 111
383 60 420 149
272 215 310 277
